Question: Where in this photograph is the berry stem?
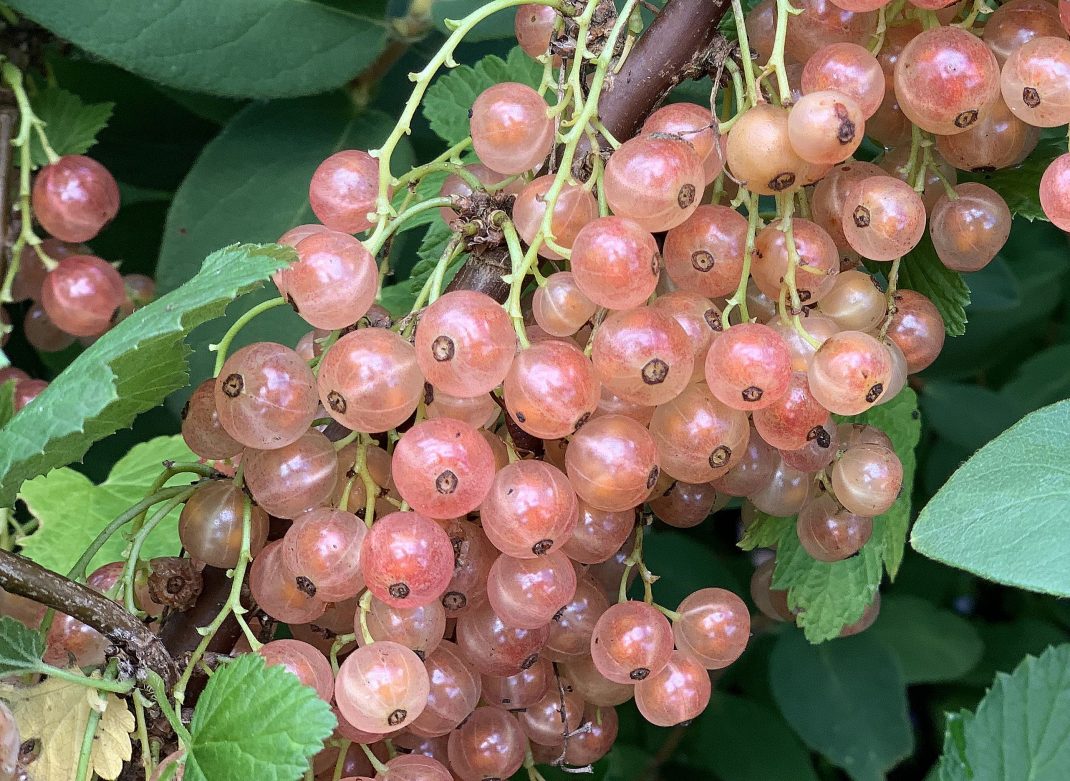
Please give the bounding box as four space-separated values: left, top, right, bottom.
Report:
358 588 376 645
359 742 390 775
63 485 199 584
329 634 355 674
0 548 178 685
145 670 192 746
878 257 901 340
74 664 112 781
28 661 135 694
210 296 289 376
653 603 681 622
722 189 759 326
331 738 352 781
731 0 759 108
121 489 196 617
763 0 796 105
776 195 821 349
132 691 154 781
410 236 464 313
355 436 381 528
364 0 572 251
172 495 255 707
0 61 59 164
363 195 454 258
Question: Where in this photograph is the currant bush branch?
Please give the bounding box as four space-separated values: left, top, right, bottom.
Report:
172 495 255 706
364 0 573 251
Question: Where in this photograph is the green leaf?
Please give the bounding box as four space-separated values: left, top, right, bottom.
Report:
0 616 45 677
378 283 418 317
743 389 920 642
966 257 1020 313
738 513 792 551
772 528 884 643
912 399 1070 596
423 47 544 145
185 653 335 781
849 387 920 580
961 644 1070 780
603 744 654 781
937 710 973 781
7 0 389 99
963 137 1069 222
408 221 465 296
962 618 1068 688
157 96 407 408
432 0 519 40
868 596 983 684
643 528 742 605
0 243 292 508
0 380 16 430
27 86 113 167
1001 344 1070 411
770 630 913 781
17 435 196 574
920 382 1019 454
896 233 971 337
686 694 819 781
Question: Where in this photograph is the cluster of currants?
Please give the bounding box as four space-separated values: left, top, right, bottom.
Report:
736 0 1070 228
0 153 155 411
4 0 1069 778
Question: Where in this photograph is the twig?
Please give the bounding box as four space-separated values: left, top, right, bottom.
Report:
0 549 177 685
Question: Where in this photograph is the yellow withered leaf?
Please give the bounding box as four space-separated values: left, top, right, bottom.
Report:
2 672 133 780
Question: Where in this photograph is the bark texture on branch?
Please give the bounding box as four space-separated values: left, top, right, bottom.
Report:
0 549 177 685
595 0 731 143
447 0 732 303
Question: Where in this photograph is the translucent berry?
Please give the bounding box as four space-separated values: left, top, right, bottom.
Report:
309 150 383 234
32 155 120 242
470 83 554 175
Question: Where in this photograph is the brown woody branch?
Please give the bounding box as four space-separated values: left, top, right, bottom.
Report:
446 0 731 303
0 549 177 686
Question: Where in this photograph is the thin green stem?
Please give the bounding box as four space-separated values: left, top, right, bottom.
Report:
363 196 454 256
879 257 901 340
34 663 135 694
360 743 390 775
507 0 639 339
134 692 154 781
766 0 794 104
332 739 352 781
430 237 465 303
356 436 381 528
722 190 759 326
1 62 59 162
42 483 202 637
653 603 681 622
731 0 759 108
329 634 356 674
393 138 474 188
211 297 289 376
75 693 102 781
172 496 254 708
123 490 193 615
501 219 534 347
364 0 569 250
146 671 192 745
358 589 375 645
618 526 644 603
777 195 820 349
